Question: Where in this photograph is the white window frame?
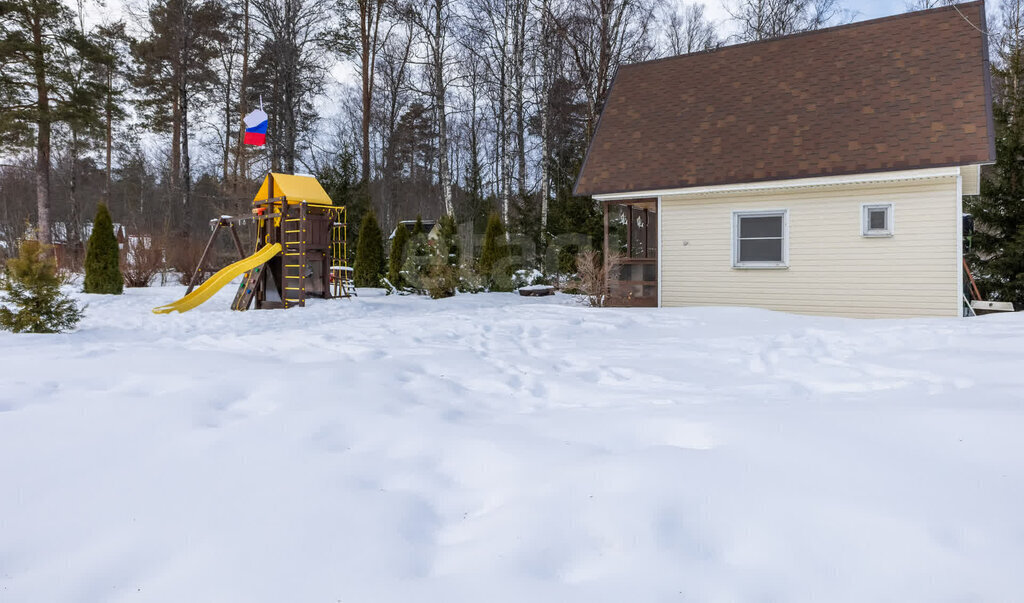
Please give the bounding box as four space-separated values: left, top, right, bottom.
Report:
862 203 894 237
732 209 789 269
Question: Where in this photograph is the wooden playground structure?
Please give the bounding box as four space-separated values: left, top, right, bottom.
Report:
153 173 352 314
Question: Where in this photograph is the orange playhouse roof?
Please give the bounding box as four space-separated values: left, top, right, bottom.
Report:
254 173 334 207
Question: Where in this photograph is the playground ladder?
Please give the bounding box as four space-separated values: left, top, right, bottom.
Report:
280 200 307 308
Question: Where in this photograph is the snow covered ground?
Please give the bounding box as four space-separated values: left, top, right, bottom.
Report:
2 285 1023 602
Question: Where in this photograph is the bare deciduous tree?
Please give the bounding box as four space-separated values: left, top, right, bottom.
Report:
251 0 330 173
463 0 531 229
662 2 719 56
728 0 843 42
334 0 390 185
399 0 457 216
553 0 659 139
373 20 416 226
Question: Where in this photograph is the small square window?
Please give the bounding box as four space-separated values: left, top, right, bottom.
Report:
862 204 893 236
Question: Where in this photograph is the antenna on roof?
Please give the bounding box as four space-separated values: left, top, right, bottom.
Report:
952 4 994 38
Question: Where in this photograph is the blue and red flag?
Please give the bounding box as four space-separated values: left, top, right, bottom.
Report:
243 106 268 146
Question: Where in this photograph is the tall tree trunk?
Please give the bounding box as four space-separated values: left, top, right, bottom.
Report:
103 63 115 199
234 0 249 187
500 62 510 229
181 80 193 231
105 85 113 200
539 90 549 229
433 8 452 217
271 70 280 172
496 4 509 228
223 69 232 183
284 65 296 173
178 0 191 216
68 130 83 267
436 87 452 216
32 11 51 244
171 78 182 191
359 1 373 184
539 0 552 229
512 0 527 200
283 0 297 174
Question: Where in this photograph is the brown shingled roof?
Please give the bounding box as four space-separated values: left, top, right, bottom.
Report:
575 2 995 197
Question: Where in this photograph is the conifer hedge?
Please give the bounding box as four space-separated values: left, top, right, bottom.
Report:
353 208 384 287
478 213 510 290
388 220 410 288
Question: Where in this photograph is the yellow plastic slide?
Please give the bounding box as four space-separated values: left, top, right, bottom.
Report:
152 243 282 314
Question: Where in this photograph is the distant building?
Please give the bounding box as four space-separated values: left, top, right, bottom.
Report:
388 219 439 242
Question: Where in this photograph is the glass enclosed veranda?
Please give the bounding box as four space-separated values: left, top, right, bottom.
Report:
603 198 658 307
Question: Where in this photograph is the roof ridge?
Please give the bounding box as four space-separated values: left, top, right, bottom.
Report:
623 0 986 70
575 0 993 196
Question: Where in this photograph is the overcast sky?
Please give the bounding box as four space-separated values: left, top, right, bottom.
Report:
74 0 957 169
702 0 918 34
92 1 922 49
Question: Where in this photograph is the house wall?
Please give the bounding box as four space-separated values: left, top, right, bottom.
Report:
658 173 962 318
961 164 981 196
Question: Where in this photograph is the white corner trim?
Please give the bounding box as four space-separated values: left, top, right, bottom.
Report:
657 196 663 309
956 173 964 317
593 167 962 202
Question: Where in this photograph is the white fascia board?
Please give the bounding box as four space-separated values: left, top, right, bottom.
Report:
592 167 963 202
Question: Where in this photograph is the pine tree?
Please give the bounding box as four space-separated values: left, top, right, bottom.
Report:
83 204 123 294
133 0 228 215
353 207 384 287
0 240 83 333
388 221 410 287
967 100 1024 304
479 213 510 290
1 0 111 243
966 5 1024 306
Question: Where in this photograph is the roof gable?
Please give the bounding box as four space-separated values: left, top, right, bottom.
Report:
575 2 995 197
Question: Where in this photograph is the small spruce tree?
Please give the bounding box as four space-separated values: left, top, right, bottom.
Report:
437 214 459 266
353 208 385 287
388 221 410 287
425 215 461 299
83 203 123 294
400 215 433 292
0 240 83 333
424 253 458 299
479 213 510 290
